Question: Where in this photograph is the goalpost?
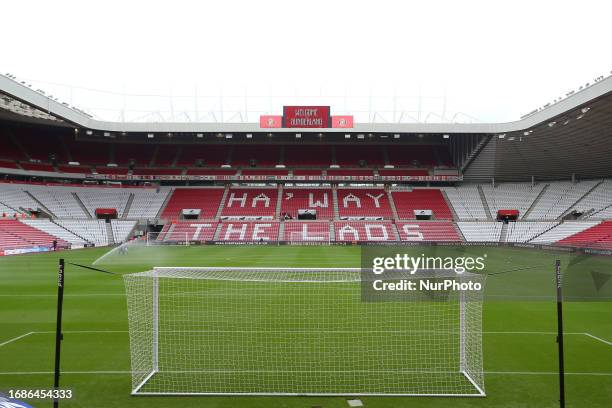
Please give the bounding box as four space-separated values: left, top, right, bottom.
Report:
123 267 485 396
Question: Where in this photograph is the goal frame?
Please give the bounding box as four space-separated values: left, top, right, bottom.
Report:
126 267 485 397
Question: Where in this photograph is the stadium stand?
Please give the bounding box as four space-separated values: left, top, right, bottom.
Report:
284 145 332 167
0 219 68 251
337 189 393 219
505 222 559 243
556 220 612 249
161 221 218 242
529 221 601 244
569 180 612 219
335 146 385 166
392 189 453 220
111 220 137 243
161 188 225 220
77 188 131 218
21 219 88 248
127 190 170 219
217 222 280 241
175 145 230 167
526 180 601 220
283 221 331 242
387 145 438 167
443 186 488 220
396 222 461 242
54 219 109 246
280 188 334 219
28 188 88 218
378 169 430 177
333 221 395 242
327 169 374 177
481 183 545 220
0 185 42 215
114 143 156 166
232 145 280 166
221 188 278 219
457 222 503 242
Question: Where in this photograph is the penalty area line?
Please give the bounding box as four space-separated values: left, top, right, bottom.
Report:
0 332 34 347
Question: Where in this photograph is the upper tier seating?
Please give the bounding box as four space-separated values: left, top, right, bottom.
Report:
443 186 487 220
0 133 27 160
505 222 559 243
335 146 385 166
161 221 218 241
337 189 393 219
21 219 87 248
396 222 461 242
232 146 280 166
220 188 278 219
392 189 453 220
481 183 545 220
77 188 131 218
556 221 612 249
457 222 502 242
65 139 111 165
283 221 331 242
153 145 181 167
569 180 612 219
54 219 109 246
526 180 601 220
292 169 323 176
19 162 55 172
530 221 601 244
111 220 137 243
281 188 334 219
0 160 19 169
0 219 68 250
175 145 230 167
333 221 396 241
127 190 170 219
17 132 68 162
217 222 280 241
161 188 225 220
185 168 237 176
387 145 438 167
132 168 183 175
114 144 156 166
58 165 92 174
284 145 332 167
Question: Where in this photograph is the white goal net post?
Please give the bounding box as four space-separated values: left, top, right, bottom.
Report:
123 267 485 396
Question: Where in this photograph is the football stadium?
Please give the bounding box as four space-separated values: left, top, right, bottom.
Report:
1 2 611 408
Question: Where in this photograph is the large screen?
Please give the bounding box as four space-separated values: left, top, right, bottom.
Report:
283 106 330 128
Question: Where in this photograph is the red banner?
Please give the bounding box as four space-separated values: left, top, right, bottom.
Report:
259 115 283 128
332 115 354 128
283 106 330 128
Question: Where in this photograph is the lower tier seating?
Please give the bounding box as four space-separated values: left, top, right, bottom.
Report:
396 222 461 242
161 221 218 241
217 222 280 241
392 189 453 220
333 221 396 242
457 222 502 242
556 221 612 249
0 220 68 251
284 221 331 242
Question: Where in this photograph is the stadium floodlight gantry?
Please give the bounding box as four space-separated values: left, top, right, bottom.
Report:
124 267 485 396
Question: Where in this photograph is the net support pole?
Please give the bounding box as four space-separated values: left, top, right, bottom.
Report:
555 259 565 408
152 270 159 372
53 258 65 408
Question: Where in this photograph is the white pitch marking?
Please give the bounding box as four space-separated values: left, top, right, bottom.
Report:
0 332 34 347
0 370 610 376
583 332 612 346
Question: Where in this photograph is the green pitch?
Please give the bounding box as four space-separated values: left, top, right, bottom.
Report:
0 245 611 407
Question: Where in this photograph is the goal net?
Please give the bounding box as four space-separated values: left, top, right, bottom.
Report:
123 267 485 396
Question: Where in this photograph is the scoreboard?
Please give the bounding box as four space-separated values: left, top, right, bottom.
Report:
260 106 353 129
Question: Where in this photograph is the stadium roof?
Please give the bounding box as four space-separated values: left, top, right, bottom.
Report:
1 73 611 136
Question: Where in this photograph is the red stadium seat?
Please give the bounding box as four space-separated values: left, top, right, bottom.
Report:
333 221 396 242
280 188 334 220
217 222 280 241
396 222 461 242
161 188 225 219
220 188 278 219
284 221 331 242
557 221 612 249
392 189 453 220
337 189 393 219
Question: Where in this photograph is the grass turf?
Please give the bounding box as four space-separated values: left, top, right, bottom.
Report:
0 245 611 407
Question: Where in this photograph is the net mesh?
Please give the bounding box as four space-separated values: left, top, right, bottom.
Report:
124 267 485 396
